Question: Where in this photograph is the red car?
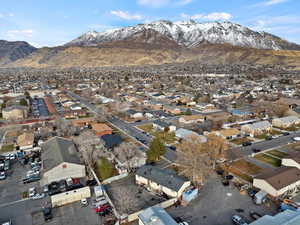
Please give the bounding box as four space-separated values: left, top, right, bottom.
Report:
94 204 111 213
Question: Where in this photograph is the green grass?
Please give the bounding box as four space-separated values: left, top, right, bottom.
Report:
267 150 288 159
0 144 14 153
269 129 282 136
228 167 253 183
255 134 268 140
254 153 282 167
95 157 118 181
138 124 176 144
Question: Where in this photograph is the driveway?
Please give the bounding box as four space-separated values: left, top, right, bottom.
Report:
168 175 277 225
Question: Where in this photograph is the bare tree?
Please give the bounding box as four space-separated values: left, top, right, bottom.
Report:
113 142 141 172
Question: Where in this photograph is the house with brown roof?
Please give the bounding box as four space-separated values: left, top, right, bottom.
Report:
91 123 113 137
282 152 300 170
179 114 205 124
17 132 34 150
253 167 300 197
163 106 181 115
214 128 240 140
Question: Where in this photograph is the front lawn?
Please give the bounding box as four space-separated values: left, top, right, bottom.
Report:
137 124 153 133
254 153 282 167
255 134 268 140
0 144 14 153
95 157 118 181
269 129 282 136
230 137 252 145
231 159 262 175
227 166 253 183
267 150 288 159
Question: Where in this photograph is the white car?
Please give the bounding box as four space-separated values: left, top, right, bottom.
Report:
81 198 88 206
29 187 36 198
293 137 300 141
31 193 45 200
95 196 108 206
0 172 6 180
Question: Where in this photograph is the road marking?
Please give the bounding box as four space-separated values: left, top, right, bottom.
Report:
0 198 29 208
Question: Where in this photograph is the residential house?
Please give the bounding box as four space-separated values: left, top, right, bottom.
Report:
136 165 191 198
41 137 85 185
282 152 300 170
91 123 113 137
241 121 272 137
179 114 205 124
2 106 28 120
64 110 87 119
214 128 240 140
230 109 254 118
153 120 176 132
253 167 300 197
163 106 181 115
70 104 82 111
138 206 178 225
175 128 207 143
249 209 300 225
113 146 146 173
101 134 123 149
126 109 143 119
272 116 300 129
17 132 34 150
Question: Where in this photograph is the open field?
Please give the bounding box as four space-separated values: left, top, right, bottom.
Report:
267 150 288 159
230 137 252 145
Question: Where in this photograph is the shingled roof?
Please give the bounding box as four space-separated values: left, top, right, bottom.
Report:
42 137 82 172
136 165 189 192
255 167 300 190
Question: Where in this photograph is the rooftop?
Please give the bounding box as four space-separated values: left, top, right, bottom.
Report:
139 206 178 225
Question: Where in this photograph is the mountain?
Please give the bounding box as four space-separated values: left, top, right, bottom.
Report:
7 43 300 69
0 40 36 65
67 20 300 51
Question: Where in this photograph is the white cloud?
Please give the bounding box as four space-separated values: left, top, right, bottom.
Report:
7 29 34 39
110 10 143 20
176 0 193 6
264 0 289 5
181 12 232 21
137 0 170 8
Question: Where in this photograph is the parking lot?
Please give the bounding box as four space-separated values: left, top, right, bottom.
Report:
168 175 277 225
31 98 49 118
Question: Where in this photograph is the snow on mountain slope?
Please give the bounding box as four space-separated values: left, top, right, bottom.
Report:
67 20 300 51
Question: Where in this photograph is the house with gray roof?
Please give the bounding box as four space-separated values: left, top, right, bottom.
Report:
272 116 300 129
41 137 85 185
241 121 272 137
138 206 178 225
136 165 190 198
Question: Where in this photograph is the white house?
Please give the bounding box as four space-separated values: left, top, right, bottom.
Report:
241 121 272 137
136 165 191 198
272 116 300 128
138 206 178 225
41 137 86 185
253 167 300 197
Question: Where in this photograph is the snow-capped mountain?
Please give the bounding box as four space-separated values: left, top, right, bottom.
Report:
67 20 300 50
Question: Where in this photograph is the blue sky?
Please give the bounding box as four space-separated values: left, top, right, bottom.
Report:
0 0 299 47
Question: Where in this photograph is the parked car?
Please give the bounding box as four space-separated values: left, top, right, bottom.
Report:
242 142 252 146
43 207 53 221
179 222 189 225
0 171 6 180
283 132 290 136
31 193 45 200
43 184 49 193
86 179 97 186
81 198 88 207
95 196 108 206
23 176 40 184
265 136 273 140
59 179 67 192
94 204 111 213
247 189 258 198
232 215 248 225
252 148 261 153
250 211 262 220
29 187 36 198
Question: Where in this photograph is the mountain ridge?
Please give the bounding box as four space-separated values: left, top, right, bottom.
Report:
67 20 300 51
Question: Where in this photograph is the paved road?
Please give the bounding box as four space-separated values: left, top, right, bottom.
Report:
67 91 177 162
229 131 300 159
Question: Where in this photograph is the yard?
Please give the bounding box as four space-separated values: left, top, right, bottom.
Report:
266 150 288 159
137 124 176 144
255 129 282 139
0 144 14 153
95 157 118 181
230 159 262 175
230 137 252 145
254 153 282 167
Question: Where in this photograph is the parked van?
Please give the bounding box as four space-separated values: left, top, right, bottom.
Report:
254 190 267 205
